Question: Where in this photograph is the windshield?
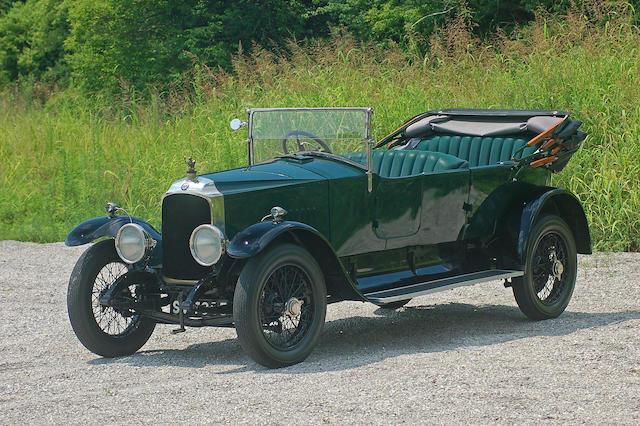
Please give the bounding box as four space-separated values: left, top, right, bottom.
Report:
248 108 372 166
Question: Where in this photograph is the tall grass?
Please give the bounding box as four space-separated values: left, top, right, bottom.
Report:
1 5 639 250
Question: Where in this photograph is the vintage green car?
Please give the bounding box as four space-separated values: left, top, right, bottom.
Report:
66 107 590 368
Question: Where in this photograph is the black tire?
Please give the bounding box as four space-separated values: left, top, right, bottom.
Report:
233 243 327 368
67 239 155 357
378 299 410 310
512 215 577 320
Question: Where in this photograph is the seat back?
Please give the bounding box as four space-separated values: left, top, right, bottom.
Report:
415 135 536 167
344 149 468 178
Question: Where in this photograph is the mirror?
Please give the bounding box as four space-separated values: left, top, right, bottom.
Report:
230 118 245 131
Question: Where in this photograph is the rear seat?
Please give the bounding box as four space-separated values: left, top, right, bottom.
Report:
414 135 536 167
343 150 468 178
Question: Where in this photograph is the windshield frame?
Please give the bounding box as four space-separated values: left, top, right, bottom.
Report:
246 107 373 165
244 107 375 192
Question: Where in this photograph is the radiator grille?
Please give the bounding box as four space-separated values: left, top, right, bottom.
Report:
162 193 212 280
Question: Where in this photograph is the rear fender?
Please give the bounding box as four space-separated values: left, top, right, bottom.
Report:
227 221 364 301
65 216 162 266
517 188 591 262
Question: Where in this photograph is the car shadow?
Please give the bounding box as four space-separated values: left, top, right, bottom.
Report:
88 303 640 373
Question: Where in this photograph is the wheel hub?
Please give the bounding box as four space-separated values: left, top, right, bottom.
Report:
549 249 563 280
552 259 564 279
284 297 304 317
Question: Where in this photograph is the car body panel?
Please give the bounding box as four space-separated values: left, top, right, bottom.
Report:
373 174 423 239
227 220 325 259
200 159 325 194
465 165 550 241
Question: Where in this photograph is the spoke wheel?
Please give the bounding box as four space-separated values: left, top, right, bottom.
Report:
234 244 327 368
68 239 155 357
92 262 138 336
531 232 568 305
512 215 577 320
259 264 314 350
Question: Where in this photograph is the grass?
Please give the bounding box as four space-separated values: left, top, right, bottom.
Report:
1 6 639 251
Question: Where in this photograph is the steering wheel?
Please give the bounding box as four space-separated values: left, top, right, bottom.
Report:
281 130 332 155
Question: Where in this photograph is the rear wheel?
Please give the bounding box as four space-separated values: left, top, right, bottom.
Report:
67 239 155 357
512 215 577 320
233 244 327 368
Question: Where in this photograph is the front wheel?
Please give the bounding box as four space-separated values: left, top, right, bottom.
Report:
67 239 155 357
512 215 577 320
233 244 327 368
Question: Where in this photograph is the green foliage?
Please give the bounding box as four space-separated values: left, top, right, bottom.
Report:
1 9 639 250
307 0 444 42
64 0 194 92
466 0 569 32
311 0 640 45
0 0 20 14
64 0 320 92
2 0 640 91
0 0 69 84
184 1 315 69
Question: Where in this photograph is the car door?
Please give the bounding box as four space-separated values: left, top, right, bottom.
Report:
382 168 470 250
418 168 470 245
373 175 422 240
353 167 470 290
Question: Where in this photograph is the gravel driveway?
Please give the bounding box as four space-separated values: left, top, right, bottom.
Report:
0 241 638 424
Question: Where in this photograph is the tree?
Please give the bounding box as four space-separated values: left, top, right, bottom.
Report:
64 0 316 92
0 0 20 15
65 0 193 92
0 0 69 84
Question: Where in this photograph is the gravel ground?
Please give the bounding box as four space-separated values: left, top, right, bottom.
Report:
0 240 638 425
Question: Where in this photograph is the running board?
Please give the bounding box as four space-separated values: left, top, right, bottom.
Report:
364 269 524 304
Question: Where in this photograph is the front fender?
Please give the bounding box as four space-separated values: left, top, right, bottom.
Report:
65 216 162 266
227 220 364 302
517 188 591 261
65 216 161 246
227 220 321 259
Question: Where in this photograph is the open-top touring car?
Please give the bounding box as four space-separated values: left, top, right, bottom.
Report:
66 107 590 368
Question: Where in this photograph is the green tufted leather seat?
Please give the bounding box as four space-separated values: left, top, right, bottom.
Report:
344 149 468 178
414 135 536 167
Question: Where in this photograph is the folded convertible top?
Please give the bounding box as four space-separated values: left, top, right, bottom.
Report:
377 108 587 173
405 111 567 138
